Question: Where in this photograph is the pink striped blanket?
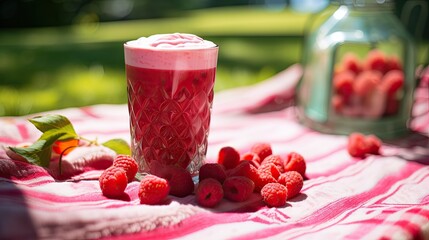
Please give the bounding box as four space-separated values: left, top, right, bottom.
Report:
1 65 428 239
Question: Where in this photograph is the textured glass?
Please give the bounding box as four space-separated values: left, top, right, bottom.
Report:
126 66 215 176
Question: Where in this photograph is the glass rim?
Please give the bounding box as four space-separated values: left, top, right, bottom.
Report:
124 41 219 51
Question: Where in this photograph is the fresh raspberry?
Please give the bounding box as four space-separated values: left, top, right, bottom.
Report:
195 178 224 208
278 171 303 199
258 163 281 180
99 166 128 198
261 155 284 173
250 143 272 162
354 70 382 97
341 53 362 75
386 55 402 72
283 152 306 177
255 170 277 193
138 175 170 205
332 94 345 113
361 87 387 119
223 176 255 202
154 165 194 197
240 152 261 168
333 71 354 97
380 70 404 96
364 49 388 73
113 154 138 182
365 134 382 155
228 161 260 186
385 97 399 115
199 163 227 184
348 133 383 158
218 146 240 170
261 183 288 207
347 132 368 158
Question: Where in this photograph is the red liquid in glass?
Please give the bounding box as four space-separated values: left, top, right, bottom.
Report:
126 65 216 175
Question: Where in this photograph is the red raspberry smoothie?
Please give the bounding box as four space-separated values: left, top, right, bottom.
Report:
124 33 218 176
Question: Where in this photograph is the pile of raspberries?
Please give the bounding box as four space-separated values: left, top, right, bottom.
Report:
332 50 404 118
99 143 306 208
99 134 382 208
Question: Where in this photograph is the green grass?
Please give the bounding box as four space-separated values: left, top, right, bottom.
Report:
0 6 427 116
0 7 309 46
0 6 309 116
0 36 304 116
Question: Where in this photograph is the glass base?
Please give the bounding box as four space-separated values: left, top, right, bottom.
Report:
297 109 412 139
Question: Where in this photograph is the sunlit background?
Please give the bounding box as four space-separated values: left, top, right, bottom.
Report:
0 0 428 116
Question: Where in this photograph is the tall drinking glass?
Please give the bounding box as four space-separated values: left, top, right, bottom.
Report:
124 33 218 176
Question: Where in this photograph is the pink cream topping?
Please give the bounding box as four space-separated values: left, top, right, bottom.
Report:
126 33 216 49
124 33 218 70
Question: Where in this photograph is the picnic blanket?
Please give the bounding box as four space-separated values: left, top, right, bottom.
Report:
1 64 428 240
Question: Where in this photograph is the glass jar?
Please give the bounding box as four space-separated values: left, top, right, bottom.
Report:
297 0 416 139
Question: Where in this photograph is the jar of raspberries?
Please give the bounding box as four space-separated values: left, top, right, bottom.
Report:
297 0 416 139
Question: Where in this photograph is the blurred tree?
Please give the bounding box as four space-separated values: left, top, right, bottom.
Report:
0 0 426 54
395 0 429 41
0 0 86 28
0 0 245 28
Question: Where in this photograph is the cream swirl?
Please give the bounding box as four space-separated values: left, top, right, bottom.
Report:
126 33 216 49
124 33 218 70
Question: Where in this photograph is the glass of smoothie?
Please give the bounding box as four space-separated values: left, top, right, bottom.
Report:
124 33 218 176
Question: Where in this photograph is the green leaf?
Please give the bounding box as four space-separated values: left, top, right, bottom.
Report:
9 131 66 167
29 115 78 141
102 138 131 155
8 115 79 168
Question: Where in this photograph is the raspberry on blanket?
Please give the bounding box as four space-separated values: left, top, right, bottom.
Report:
196 178 224 208
138 175 170 205
223 176 255 202
250 143 272 162
113 154 138 182
199 163 227 184
258 163 281 180
228 161 260 185
365 134 381 155
261 183 288 207
261 155 284 173
278 171 303 200
154 165 194 197
255 170 277 193
283 152 306 177
240 152 261 168
348 132 382 158
347 132 368 158
99 166 128 198
218 146 240 170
